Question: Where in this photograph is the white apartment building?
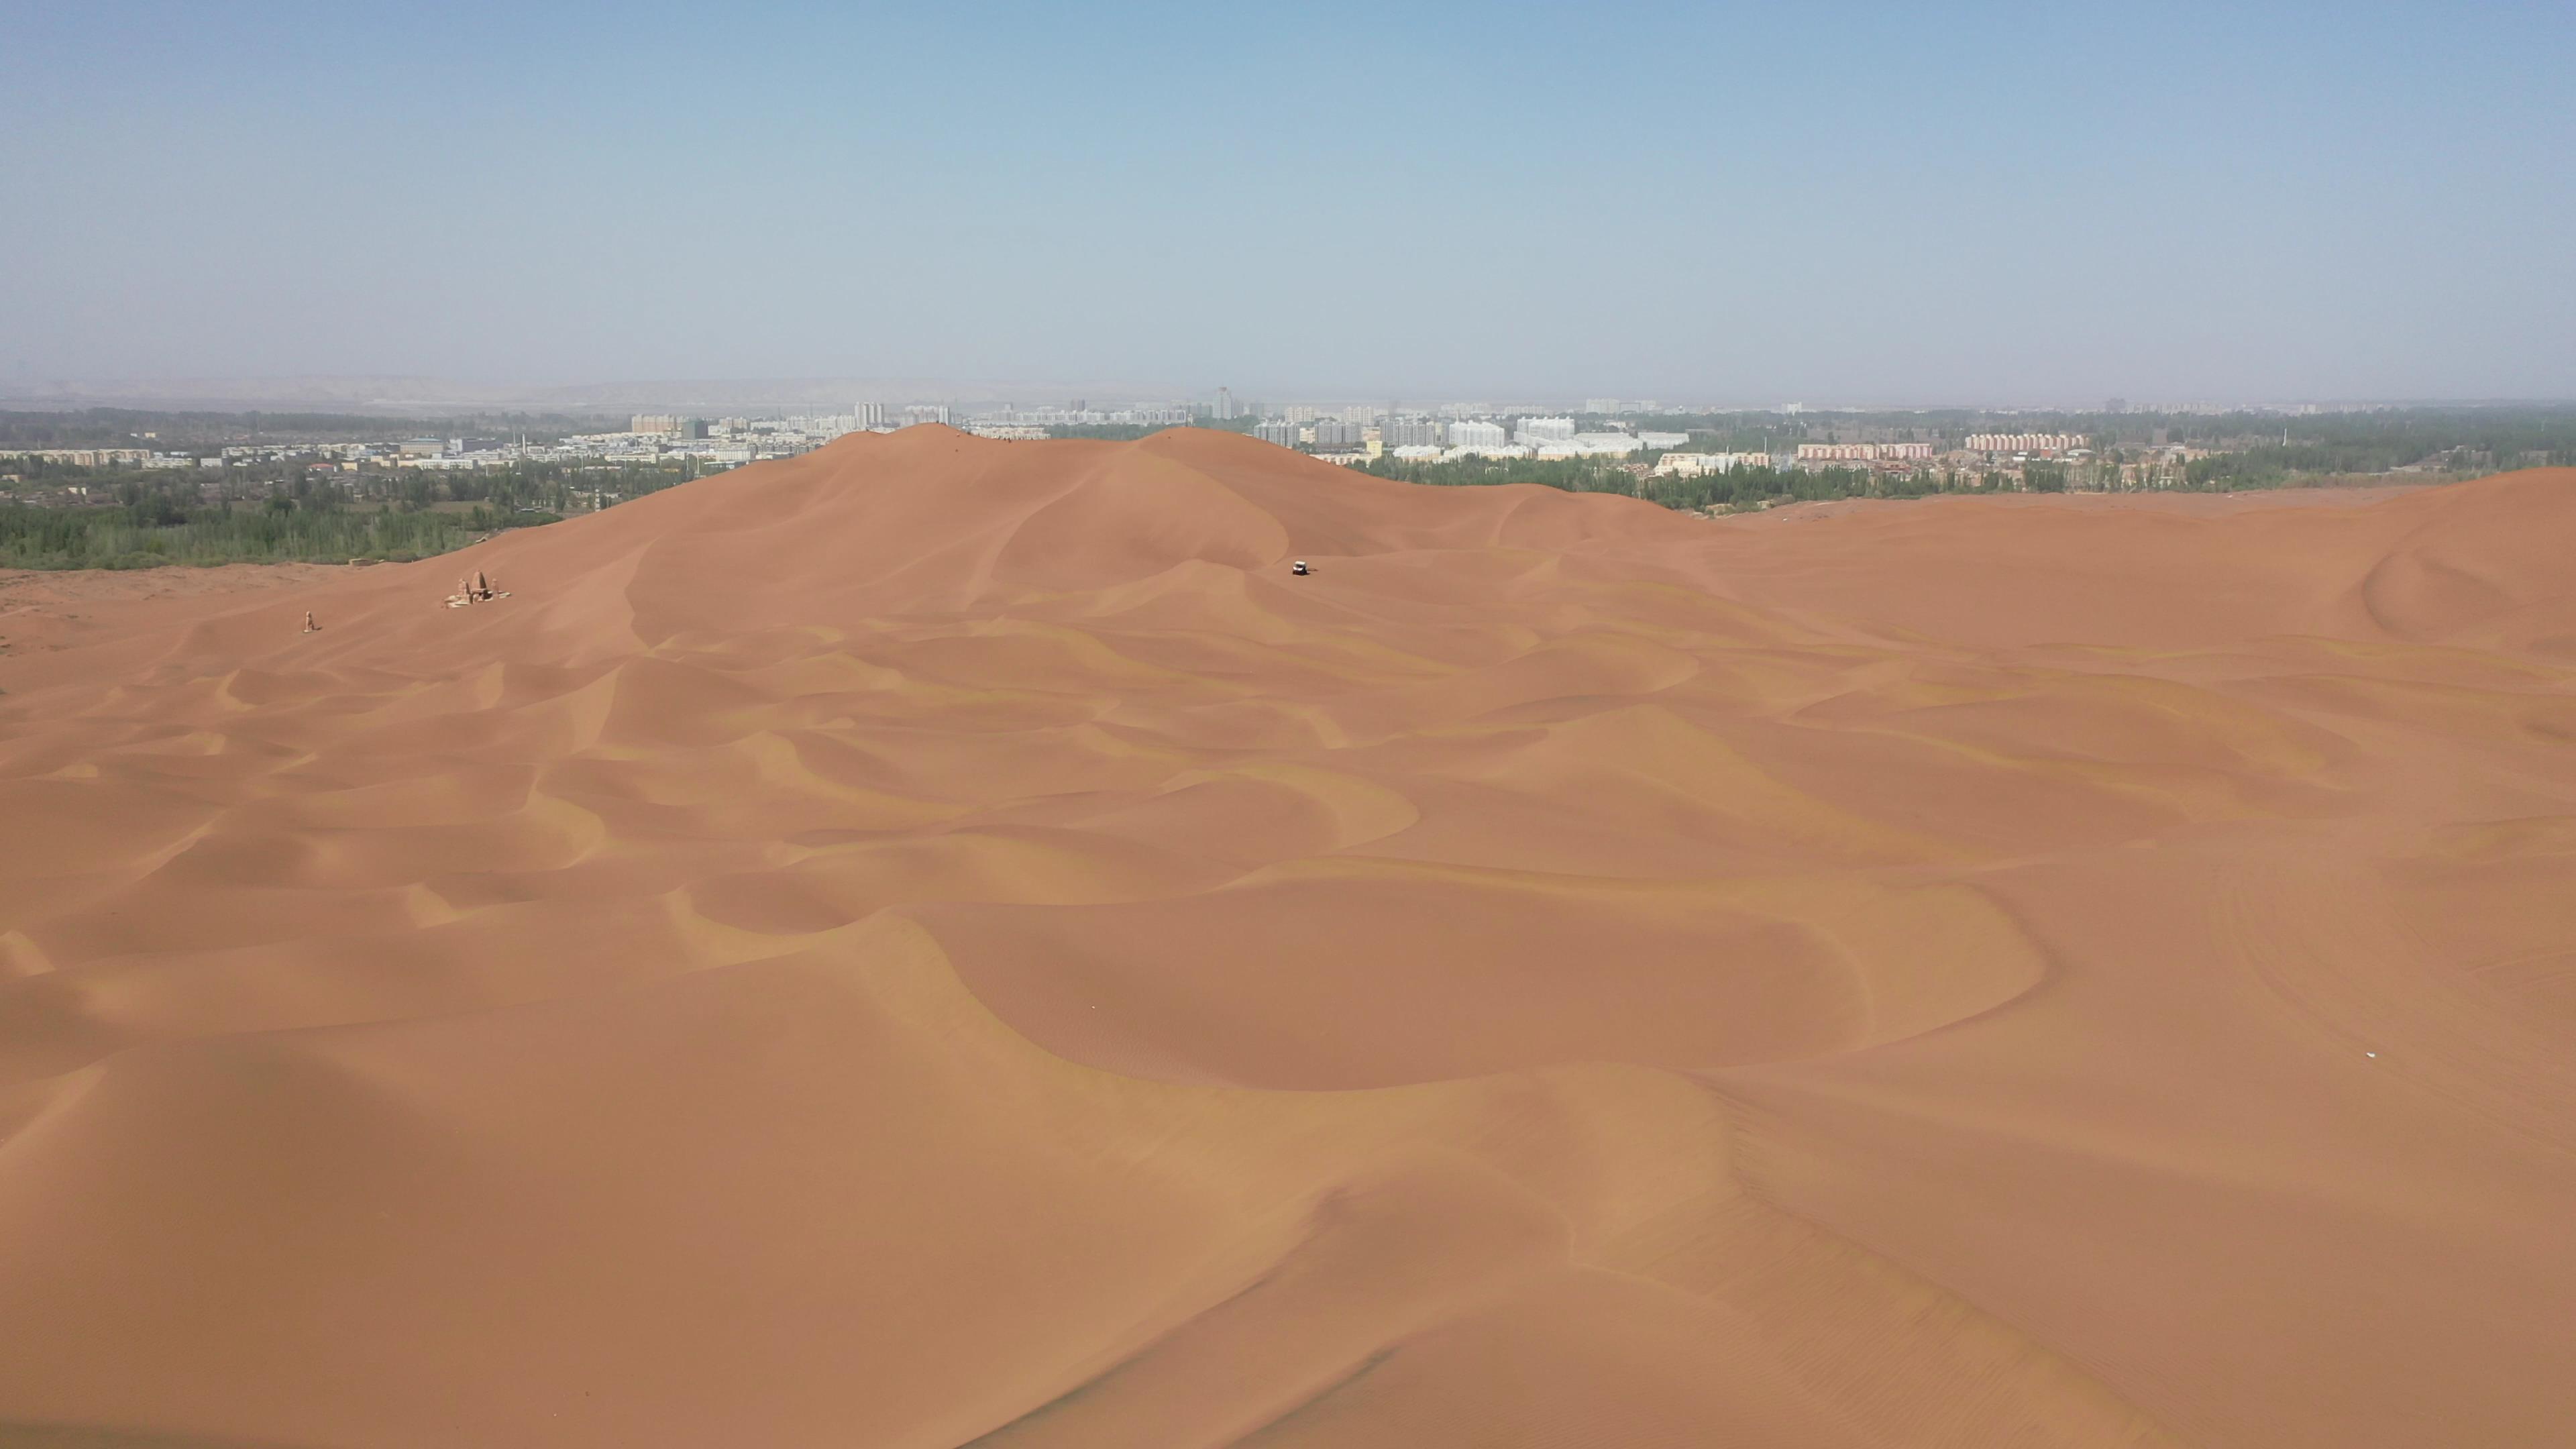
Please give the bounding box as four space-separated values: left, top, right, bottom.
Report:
1652 451 1770 478
1444 421 1508 450
1514 415 1576 444
1797 441 1940 463
1570 433 1644 455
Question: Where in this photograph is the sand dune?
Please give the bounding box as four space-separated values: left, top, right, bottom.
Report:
1 429 2571 1447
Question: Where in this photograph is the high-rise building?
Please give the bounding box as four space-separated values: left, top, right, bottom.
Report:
1445 421 1507 449
853 402 887 429
1513 415 1576 444
1382 418 1441 447
1313 419 1365 448
902 405 951 427
1214 387 1237 421
1252 420 1299 447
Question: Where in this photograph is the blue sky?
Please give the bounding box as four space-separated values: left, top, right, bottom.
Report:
3 1 2569 402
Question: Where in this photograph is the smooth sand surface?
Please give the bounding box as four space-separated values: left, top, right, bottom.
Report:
1 429 2571 1448
1 563 347 661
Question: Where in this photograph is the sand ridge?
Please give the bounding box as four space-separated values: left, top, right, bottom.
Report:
0 429 2571 1446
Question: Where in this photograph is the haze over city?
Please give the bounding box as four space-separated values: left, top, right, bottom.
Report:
5 1 2572 403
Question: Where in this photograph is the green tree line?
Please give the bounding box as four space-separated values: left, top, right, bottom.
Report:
0 497 547 570
1355 454 1979 511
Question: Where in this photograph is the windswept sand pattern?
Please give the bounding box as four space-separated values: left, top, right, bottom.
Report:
1 430 2572 1448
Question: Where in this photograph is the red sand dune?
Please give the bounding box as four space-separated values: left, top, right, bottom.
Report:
1 429 2572 1447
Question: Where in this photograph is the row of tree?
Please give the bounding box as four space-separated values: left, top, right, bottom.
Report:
1352 455 2058 511
0 498 545 570
0 456 729 570
1611 405 2576 467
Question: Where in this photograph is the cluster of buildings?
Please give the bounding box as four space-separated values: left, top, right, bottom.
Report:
496 409 2098 477
4 441 385 474
2 447 158 469
5 400 1096 488
3 394 2174 501
1209 407 2108 477
968 402 1195 431
38 410 928 479
1244 411 1693 464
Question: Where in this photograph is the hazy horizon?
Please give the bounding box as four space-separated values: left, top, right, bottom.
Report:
7 374 2574 419
6 1 2571 401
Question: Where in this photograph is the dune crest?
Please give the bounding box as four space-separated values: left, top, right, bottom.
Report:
1 434 2572 1446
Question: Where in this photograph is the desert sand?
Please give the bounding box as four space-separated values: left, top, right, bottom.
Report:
1 428 2571 1448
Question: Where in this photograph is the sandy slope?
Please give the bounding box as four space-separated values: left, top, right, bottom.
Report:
0 429 2571 1448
